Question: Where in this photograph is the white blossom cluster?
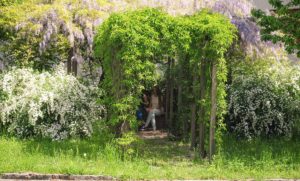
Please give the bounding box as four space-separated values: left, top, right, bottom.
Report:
227 61 300 139
0 64 103 140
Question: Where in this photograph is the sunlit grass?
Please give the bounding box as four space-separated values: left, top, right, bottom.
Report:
0 134 299 180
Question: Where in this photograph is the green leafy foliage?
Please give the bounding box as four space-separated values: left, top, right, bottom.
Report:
0 0 22 6
94 8 236 151
227 59 300 139
252 0 300 57
115 131 143 159
171 11 237 143
94 8 174 129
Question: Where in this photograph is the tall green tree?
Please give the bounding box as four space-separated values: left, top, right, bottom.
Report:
252 0 300 57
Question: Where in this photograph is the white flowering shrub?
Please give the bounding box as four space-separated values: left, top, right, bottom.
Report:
0 65 102 140
227 60 300 139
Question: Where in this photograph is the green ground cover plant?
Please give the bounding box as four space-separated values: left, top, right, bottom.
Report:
0 134 299 180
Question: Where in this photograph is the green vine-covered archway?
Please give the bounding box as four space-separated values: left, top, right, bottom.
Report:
94 8 236 159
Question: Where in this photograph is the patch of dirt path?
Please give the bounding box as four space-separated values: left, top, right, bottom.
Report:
137 130 169 139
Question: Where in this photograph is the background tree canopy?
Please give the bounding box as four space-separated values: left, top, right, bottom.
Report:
252 0 300 57
0 0 286 75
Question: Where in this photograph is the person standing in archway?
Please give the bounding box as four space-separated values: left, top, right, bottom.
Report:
141 86 162 131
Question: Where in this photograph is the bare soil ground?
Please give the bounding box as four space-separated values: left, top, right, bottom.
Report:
137 130 169 139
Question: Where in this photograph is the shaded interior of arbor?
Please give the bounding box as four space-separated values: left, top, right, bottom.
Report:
136 64 185 132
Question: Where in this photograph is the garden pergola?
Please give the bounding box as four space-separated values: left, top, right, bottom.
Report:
94 8 236 160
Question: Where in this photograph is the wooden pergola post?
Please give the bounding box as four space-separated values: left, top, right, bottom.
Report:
190 74 197 149
209 61 217 162
168 58 175 131
199 59 207 158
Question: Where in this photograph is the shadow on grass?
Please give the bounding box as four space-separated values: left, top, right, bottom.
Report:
138 138 191 160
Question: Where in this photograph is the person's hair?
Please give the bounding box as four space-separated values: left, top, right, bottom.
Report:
152 86 161 96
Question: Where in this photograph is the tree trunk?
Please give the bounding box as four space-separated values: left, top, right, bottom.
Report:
165 58 171 128
178 84 186 137
165 82 170 126
169 58 175 131
67 48 73 74
190 101 196 149
209 61 217 162
199 59 207 158
72 58 78 76
177 64 185 138
120 121 130 134
190 74 197 149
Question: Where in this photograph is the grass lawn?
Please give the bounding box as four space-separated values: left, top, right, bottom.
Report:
0 133 299 180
